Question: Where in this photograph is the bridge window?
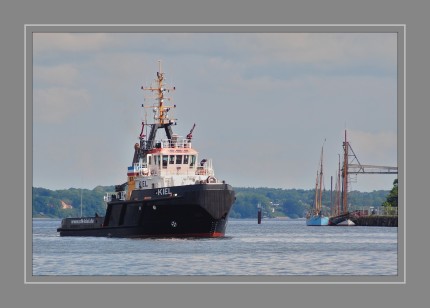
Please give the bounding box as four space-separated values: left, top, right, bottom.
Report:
190 155 196 167
184 155 189 164
162 155 168 168
169 155 175 164
176 155 182 164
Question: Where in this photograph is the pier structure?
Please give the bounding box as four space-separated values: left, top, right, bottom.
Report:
337 130 398 216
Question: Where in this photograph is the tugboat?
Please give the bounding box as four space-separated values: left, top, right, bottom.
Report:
57 61 236 238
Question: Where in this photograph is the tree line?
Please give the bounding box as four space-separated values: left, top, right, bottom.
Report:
32 185 393 219
229 187 391 219
32 186 114 218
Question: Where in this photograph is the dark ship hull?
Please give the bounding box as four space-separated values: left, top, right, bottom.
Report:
328 212 350 226
57 183 235 238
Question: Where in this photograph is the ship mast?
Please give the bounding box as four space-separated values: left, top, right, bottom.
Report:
314 170 319 212
342 130 349 214
142 61 176 125
335 155 341 216
314 141 325 213
318 143 324 213
134 61 177 163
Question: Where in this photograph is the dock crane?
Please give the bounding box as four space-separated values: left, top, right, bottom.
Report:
340 130 397 215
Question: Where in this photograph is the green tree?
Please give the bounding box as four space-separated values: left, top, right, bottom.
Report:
32 186 113 218
382 179 398 208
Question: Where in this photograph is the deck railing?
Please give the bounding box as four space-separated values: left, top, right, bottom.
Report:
132 159 215 178
103 191 126 202
160 139 192 149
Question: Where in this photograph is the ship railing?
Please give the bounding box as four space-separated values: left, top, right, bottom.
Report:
135 157 215 178
195 168 215 177
195 159 215 177
149 165 215 177
103 191 126 202
159 139 192 149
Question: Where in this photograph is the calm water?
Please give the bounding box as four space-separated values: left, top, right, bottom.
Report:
32 218 398 276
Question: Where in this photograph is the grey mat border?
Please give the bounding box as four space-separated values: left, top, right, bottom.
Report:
25 24 405 284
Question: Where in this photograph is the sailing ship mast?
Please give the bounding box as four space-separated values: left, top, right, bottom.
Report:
314 170 319 213
80 189 83 217
318 143 324 212
330 155 340 216
313 142 325 214
333 155 342 216
342 130 349 214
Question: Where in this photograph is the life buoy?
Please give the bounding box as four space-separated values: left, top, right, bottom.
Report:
206 176 217 183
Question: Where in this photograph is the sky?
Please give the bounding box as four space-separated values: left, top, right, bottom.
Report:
32 31 398 192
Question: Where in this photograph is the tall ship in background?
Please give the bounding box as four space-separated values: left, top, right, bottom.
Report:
57 61 236 238
306 142 329 226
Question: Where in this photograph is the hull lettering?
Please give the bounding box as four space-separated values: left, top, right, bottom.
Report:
156 188 171 196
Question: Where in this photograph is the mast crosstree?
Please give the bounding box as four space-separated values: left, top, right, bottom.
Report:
133 61 178 163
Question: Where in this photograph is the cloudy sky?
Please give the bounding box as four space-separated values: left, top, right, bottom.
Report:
32 30 398 192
